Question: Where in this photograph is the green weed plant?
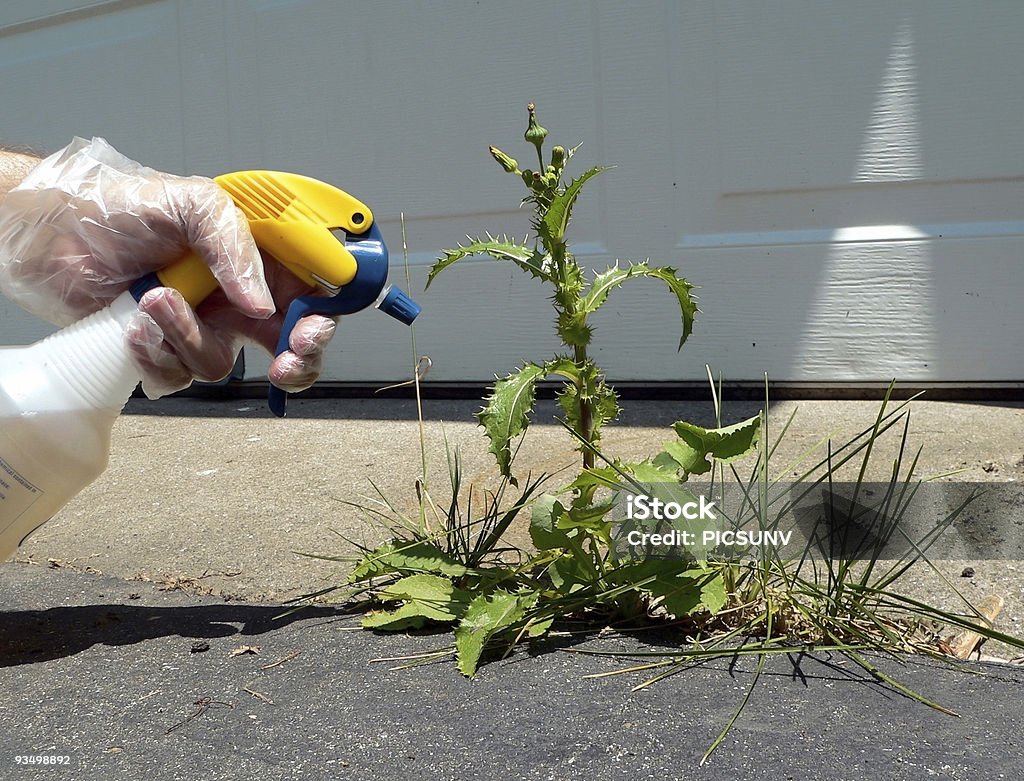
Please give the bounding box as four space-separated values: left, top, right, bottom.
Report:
300 106 1023 764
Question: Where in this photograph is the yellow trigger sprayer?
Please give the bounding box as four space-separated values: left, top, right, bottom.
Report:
133 171 419 415
0 172 420 559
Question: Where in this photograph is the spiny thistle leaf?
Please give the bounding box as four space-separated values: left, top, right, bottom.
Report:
537 166 611 251
429 235 551 288
478 363 548 479
555 386 581 436
552 255 585 309
477 357 591 480
582 262 698 349
557 311 593 348
543 356 583 383
552 359 598 438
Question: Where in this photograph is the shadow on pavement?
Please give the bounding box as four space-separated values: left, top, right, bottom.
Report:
0 602 347 667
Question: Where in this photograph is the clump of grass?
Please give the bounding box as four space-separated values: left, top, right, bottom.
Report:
569 375 1024 763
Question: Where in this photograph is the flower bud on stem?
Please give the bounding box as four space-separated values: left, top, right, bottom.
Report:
525 102 548 170
489 145 519 174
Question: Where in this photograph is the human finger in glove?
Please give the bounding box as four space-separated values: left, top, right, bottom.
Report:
0 137 336 398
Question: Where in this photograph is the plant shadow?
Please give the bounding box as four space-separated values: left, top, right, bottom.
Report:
0 601 347 668
511 630 977 709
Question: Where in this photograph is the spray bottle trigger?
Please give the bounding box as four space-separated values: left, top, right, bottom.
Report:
267 297 317 418
266 223 420 417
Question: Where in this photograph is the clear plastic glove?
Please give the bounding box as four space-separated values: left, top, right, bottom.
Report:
0 137 337 398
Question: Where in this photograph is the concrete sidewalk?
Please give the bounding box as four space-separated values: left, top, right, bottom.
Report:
2 397 1024 778
11 397 1024 612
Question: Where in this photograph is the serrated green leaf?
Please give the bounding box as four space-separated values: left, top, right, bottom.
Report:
455 591 538 676
524 616 554 638
570 465 628 493
606 560 688 605
551 252 586 311
664 414 762 476
556 385 582 437
651 450 684 477
570 460 680 494
696 570 728 615
556 497 617 532
429 236 551 288
626 461 687 484
537 166 610 249
610 558 689 586
647 568 728 618
362 574 471 631
658 578 703 618
552 358 603 447
529 493 572 551
660 438 712 477
607 561 703 615
581 262 697 349
348 539 472 584
530 501 600 588
580 263 634 313
478 363 548 478
548 555 591 593
556 372 619 449
378 573 468 606
361 602 430 631
592 383 621 431
543 357 582 383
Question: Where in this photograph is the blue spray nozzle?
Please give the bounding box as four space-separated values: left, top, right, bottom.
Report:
377 285 421 325
267 222 420 417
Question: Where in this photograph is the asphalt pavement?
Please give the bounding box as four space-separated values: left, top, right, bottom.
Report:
2 561 1024 780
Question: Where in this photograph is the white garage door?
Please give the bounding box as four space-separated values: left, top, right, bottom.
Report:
1 1 1021 384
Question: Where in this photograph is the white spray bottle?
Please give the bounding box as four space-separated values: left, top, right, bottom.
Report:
0 171 419 560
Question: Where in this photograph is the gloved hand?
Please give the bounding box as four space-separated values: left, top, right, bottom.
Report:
0 137 336 398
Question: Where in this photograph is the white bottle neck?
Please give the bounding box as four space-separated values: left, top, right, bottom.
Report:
39 291 141 412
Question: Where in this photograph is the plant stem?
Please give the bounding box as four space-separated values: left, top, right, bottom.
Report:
554 240 595 472
574 343 595 471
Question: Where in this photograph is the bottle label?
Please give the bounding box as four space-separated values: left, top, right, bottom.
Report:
0 456 43 526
